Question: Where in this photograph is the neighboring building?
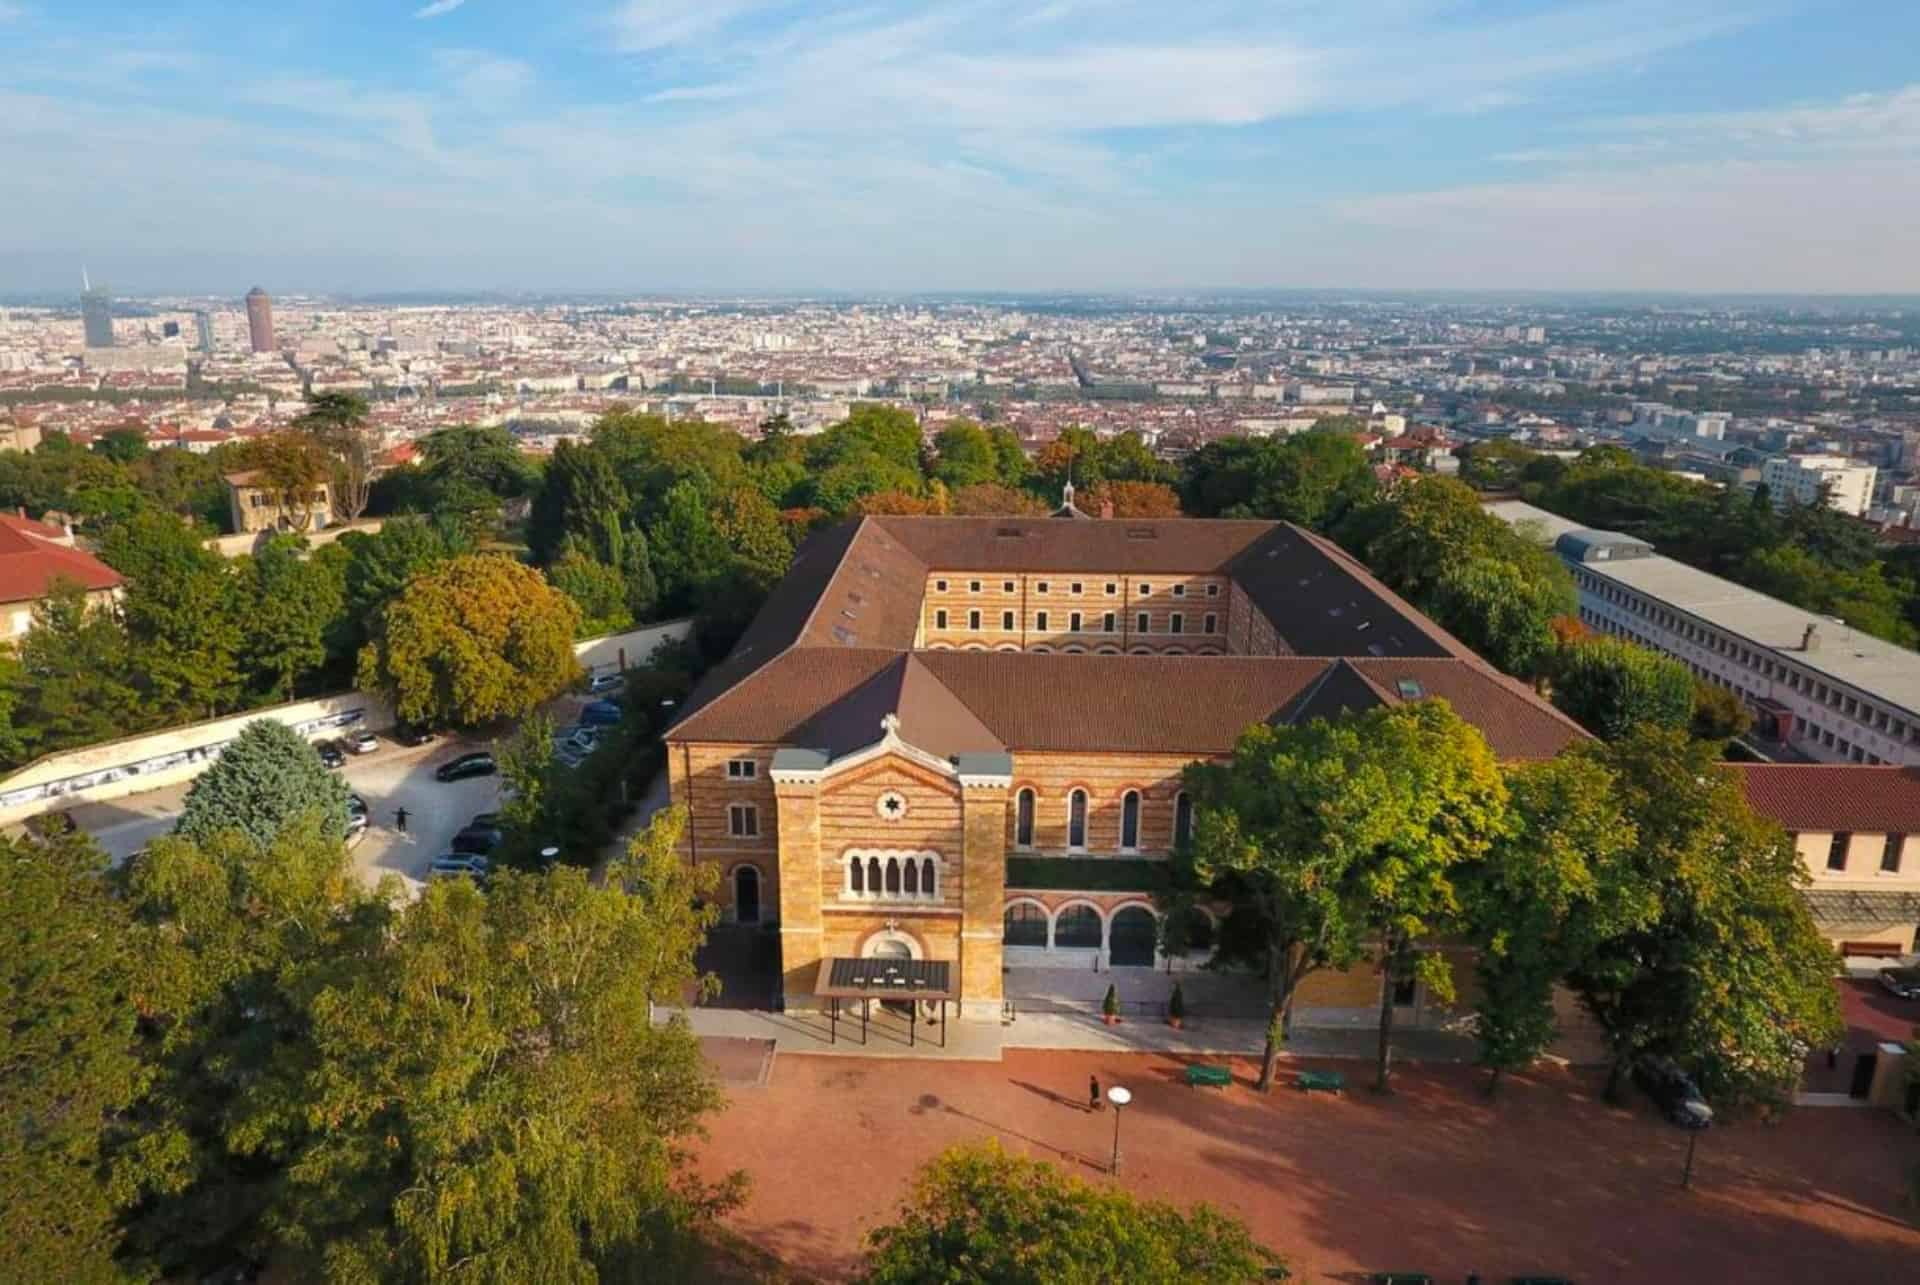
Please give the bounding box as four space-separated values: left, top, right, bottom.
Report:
245 287 275 354
1488 499 1920 767
1761 453 1878 517
1737 765 1920 957
80 277 114 349
0 512 123 638
194 310 214 355
0 421 43 453
225 470 332 534
664 512 1590 1027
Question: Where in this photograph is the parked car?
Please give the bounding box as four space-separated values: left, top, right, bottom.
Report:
560 724 600 753
393 723 436 748
1879 965 1920 999
581 699 624 727
345 810 368 840
315 739 346 770
347 792 368 816
552 742 589 769
434 751 497 782
587 671 626 695
451 825 503 855
428 854 490 883
346 729 378 754
1632 1055 1712 1128
469 811 501 829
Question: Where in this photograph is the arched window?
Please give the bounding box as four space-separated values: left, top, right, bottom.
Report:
1068 789 1088 850
850 858 865 894
1174 791 1194 848
868 856 882 894
1004 902 1048 946
1055 904 1102 948
1120 790 1140 850
903 858 919 895
1015 788 1036 848
922 857 938 898
885 859 901 895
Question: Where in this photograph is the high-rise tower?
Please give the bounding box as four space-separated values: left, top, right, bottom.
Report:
80 269 114 348
245 286 275 354
194 310 214 354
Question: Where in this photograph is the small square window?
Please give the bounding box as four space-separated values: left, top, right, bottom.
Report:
1105 582 1117 596
1002 580 1014 594
1070 582 1083 595
935 579 948 592
1207 583 1220 597
969 580 982 593
727 758 757 779
1037 582 1050 594
1172 584 1186 598
1139 583 1152 595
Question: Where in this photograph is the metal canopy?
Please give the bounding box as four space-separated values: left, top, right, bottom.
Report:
816 956 957 1001
1803 888 1920 929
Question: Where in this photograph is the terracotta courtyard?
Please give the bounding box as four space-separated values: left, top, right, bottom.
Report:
692 1044 1920 1283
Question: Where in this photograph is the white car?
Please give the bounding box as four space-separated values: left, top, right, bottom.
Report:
587 672 625 695
347 729 378 754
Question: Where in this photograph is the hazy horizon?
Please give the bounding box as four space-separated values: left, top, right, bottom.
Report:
8 2 1920 296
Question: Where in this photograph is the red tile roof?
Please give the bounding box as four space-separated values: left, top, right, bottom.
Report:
0 522 121 605
1733 764 1920 833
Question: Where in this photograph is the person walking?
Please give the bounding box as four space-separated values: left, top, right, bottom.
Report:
1089 1074 1102 1112
395 806 410 834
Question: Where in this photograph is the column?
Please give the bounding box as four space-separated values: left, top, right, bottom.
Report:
773 775 824 1011
958 773 1010 1022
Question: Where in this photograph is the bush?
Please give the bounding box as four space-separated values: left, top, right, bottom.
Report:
1102 984 1119 1018
1168 983 1186 1022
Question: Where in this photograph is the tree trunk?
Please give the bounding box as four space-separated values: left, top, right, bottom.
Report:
1257 939 1288 1093
1485 1066 1503 1099
1603 1056 1627 1104
1374 940 1400 1095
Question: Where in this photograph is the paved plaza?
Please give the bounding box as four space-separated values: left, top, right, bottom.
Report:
693 1047 1920 1283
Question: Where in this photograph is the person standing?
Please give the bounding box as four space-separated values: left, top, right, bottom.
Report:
1089 1074 1102 1112
395 806 410 833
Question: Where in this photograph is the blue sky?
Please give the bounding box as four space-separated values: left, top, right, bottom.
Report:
4 0 1918 294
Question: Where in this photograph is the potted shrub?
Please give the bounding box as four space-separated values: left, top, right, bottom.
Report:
1102 983 1121 1026
1167 982 1186 1030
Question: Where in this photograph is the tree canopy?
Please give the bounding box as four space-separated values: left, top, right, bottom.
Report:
175 718 351 849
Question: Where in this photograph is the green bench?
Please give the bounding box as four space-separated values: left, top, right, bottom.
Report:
1296 1070 1345 1094
1184 1064 1232 1088
1368 1275 1433 1285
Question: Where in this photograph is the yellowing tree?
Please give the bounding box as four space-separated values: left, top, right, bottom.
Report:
357 554 582 727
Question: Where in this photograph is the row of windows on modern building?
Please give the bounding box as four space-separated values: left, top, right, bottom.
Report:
1810 831 1906 875
1582 606 1910 764
934 578 1222 599
1576 570 1920 756
934 608 1219 636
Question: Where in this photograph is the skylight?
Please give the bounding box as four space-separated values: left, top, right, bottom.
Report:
1395 679 1424 699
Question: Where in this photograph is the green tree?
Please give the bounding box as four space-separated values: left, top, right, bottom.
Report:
1464 757 1652 1096
648 480 732 612
527 438 630 565
245 431 333 531
100 508 244 718
1690 681 1753 743
0 829 148 1283
296 392 375 521
176 718 351 849
16 581 146 750
1426 556 1575 678
548 538 634 636
711 485 793 589
948 482 1048 516
420 424 538 503
1180 433 1376 529
859 1141 1281 1285
237 534 347 700
338 513 470 640
929 421 999 489
253 807 739 1284
592 409 748 515
92 425 150 464
988 425 1030 487
1551 636 1695 740
357 554 582 728
1567 729 1843 1106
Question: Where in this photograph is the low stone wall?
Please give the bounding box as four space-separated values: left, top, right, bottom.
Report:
207 518 385 559
575 618 693 676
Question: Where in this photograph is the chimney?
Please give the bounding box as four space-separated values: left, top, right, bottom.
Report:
1802 623 1821 652
1099 496 1115 520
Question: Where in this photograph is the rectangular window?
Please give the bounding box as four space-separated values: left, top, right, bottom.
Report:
969 579 982 593
1036 581 1050 594
1036 611 1049 631
1172 584 1186 597
728 804 759 838
1003 580 1014 593
936 579 948 591
1103 612 1116 633
1139 583 1152 595
1001 610 1015 631
1070 581 1083 595
935 609 948 629
726 758 757 779
1105 582 1117 596
1069 611 1082 631
1884 834 1905 873
968 609 981 630
1207 583 1220 597
1203 613 1218 635
1828 832 1851 871
1170 613 1184 634
1136 612 1150 633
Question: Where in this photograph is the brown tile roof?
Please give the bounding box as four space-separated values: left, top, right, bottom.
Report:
1230 525 1468 660
1733 764 1920 834
1343 658 1590 760
870 515 1276 573
790 654 1005 759
0 523 121 605
670 647 901 744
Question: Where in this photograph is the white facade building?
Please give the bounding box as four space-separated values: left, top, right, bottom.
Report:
1487 500 1920 767
1761 454 1878 517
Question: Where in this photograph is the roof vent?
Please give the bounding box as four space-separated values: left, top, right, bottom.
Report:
1395 678 1424 699
1367 643 1386 656
1328 606 1344 618
831 625 856 645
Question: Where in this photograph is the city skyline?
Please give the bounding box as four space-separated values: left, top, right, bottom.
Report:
3 1 1919 293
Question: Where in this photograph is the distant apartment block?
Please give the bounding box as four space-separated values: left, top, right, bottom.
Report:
1761 454 1877 517
245 287 275 354
1488 500 1920 768
80 282 114 349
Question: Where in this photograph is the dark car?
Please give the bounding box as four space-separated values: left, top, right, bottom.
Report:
394 723 436 748
451 825 503 855
315 739 346 769
1880 965 1920 999
580 699 624 727
428 854 490 883
1633 1055 1712 1128
469 811 501 829
347 791 368 816
434 751 497 782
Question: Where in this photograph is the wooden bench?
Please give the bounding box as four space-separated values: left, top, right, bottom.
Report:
1296 1070 1345 1094
1184 1064 1232 1089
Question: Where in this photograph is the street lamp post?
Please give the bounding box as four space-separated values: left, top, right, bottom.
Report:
1106 1085 1131 1175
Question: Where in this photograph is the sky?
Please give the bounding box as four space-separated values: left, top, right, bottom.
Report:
4 0 1919 295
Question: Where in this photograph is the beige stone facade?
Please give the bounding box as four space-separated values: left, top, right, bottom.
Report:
1791 827 1920 955
920 571 1231 654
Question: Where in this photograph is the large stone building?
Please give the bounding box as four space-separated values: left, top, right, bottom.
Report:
663 514 1594 1024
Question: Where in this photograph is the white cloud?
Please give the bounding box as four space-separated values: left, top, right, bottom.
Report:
433 49 532 102
645 83 746 104
0 4 25 21
609 0 770 53
414 0 466 18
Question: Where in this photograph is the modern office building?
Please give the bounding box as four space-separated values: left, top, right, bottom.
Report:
245 287 275 354
194 311 214 354
80 274 114 348
1761 454 1878 516
1489 499 1920 768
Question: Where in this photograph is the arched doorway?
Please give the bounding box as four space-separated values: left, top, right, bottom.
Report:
1109 905 1158 968
733 865 761 924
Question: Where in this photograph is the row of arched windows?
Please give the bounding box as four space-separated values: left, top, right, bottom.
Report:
1001 901 1218 959
845 853 940 901
1014 787 1194 852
